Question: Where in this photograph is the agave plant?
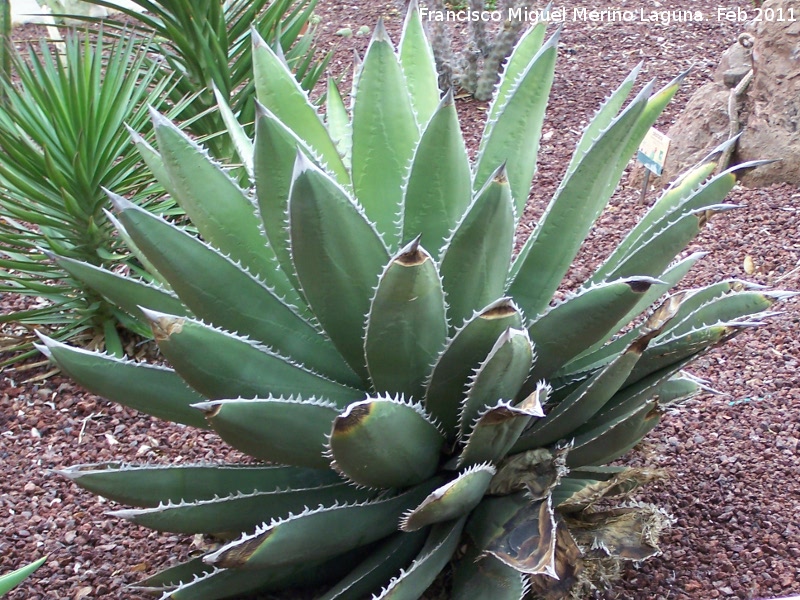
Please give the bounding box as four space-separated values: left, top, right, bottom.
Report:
40 3 787 598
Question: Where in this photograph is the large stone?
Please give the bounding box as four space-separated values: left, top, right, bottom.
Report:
738 0 800 186
654 82 732 185
631 0 800 190
715 36 754 88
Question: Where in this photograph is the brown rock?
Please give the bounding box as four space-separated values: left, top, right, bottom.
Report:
738 0 800 186
715 40 754 88
661 83 732 181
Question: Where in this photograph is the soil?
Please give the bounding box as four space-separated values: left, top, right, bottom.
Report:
2 1 800 599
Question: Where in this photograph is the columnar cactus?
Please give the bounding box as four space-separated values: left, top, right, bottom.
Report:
428 0 531 99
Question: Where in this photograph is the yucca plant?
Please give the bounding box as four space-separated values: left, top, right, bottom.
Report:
40 3 788 598
83 0 330 158
0 0 10 92
0 32 189 363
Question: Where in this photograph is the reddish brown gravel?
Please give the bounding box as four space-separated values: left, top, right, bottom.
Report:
2 1 799 599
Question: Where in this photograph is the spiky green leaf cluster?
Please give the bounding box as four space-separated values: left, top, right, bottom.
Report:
84 0 330 158
43 4 788 598
0 31 187 363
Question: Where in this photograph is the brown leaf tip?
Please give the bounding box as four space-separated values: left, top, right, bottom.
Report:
480 299 518 320
627 279 653 294
209 534 270 569
481 406 517 425
335 401 373 435
396 235 428 266
149 316 184 341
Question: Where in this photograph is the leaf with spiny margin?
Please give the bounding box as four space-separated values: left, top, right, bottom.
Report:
567 252 706 367
329 397 444 488
151 113 298 305
675 280 753 317
105 210 170 289
466 493 557 576
572 280 787 379
458 384 547 468
544 375 591 411
474 31 558 214
452 544 528 600
37 335 206 428
551 270 704 376
519 327 661 449
142 311 361 407
625 323 746 387
558 281 688 382
252 31 348 184
486 20 547 125
133 555 209 593
141 549 370 600
402 90 471 259
352 20 419 248
373 517 466 600
126 125 174 199
612 71 685 177
527 521 583 599
583 356 698 430
289 152 389 383
325 77 352 171
398 0 440 126
594 159 770 284
655 374 704 406
318 531 428 600
525 278 660 385
111 195 356 386
53 254 185 323
111 482 374 535
601 204 739 283
425 298 523 436
196 397 340 469
663 288 787 339
562 63 641 180
440 166 515 331
213 84 253 179
365 239 447 399
566 401 662 468
400 464 495 532
507 80 654 316
253 101 322 297
587 159 721 285
58 464 343 508
458 328 534 438
204 481 440 570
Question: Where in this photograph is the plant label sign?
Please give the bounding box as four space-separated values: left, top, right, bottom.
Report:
637 127 671 176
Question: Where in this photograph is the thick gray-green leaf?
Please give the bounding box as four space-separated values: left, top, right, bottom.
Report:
440 166 515 332
289 152 389 383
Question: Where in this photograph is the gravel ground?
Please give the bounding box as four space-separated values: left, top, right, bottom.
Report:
2 1 799 599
